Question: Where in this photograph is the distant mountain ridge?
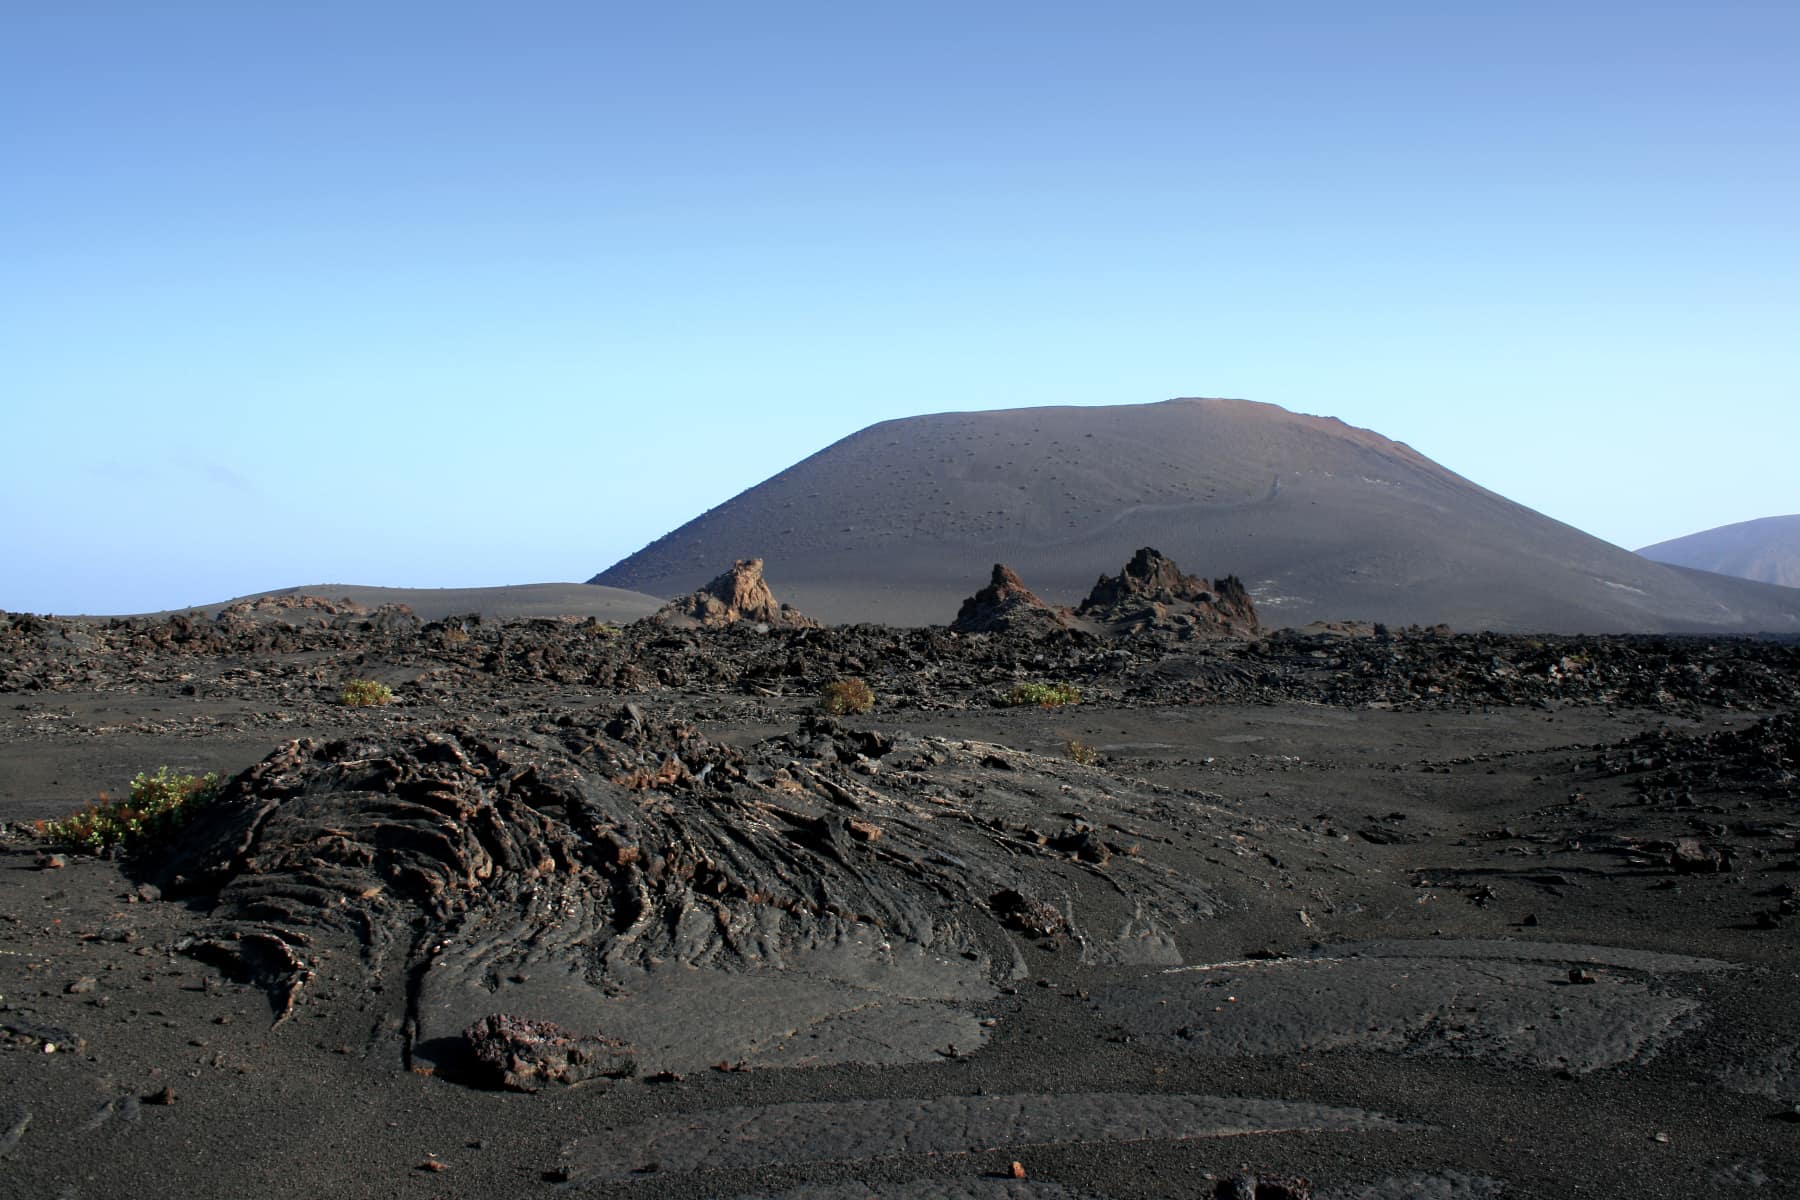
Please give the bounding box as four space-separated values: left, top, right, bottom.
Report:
1639 515 1800 590
126 583 663 624
592 398 1800 633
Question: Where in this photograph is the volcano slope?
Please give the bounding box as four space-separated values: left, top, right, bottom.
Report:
2 599 1799 1199
592 398 1800 634
1640 515 1800 591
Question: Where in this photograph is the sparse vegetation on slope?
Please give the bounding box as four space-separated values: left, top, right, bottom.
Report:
821 677 875 714
341 678 394 706
37 767 220 855
1065 739 1100 765
999 682 1082 708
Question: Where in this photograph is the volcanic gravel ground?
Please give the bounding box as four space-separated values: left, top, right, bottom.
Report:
1 605 1797 1198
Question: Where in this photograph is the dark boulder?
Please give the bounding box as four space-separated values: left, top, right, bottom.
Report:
462 1013 635 1092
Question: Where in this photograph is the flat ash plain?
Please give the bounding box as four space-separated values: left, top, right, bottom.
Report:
1 603 1798 1199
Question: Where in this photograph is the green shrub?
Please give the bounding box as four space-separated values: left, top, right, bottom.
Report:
341 678 394 707
998 682 1082 709
37 767 220 855
820 677 875 715
1065 739 1100 766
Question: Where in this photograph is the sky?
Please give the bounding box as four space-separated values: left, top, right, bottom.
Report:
4 1 1796 614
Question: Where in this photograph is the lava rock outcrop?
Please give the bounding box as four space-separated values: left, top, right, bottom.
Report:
1078 547 1259 638
651 559 820 630
951 564 1070 635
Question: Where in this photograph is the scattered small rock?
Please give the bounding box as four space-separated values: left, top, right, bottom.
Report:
990 889 1068 940
1671 838 1730 874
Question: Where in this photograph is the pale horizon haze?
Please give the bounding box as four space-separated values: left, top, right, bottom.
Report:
5 2 1796 614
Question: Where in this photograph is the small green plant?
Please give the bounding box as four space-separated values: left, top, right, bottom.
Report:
999 682 1082 709
820 677 875 715
1065 739 1100 766
37 767 220 855
341 678 394 707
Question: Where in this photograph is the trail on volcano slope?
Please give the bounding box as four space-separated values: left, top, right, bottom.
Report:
151 708 1293 1077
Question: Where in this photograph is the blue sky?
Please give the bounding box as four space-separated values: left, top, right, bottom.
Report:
5 1 1796 613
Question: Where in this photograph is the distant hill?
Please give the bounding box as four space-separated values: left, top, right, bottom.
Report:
135 583 663 624
1639 515 1800 589
591 398 1800 634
